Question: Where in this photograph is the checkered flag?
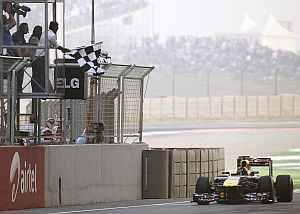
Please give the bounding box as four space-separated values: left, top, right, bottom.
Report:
68 42 110 76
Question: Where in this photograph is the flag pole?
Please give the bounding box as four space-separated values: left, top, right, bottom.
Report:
91 0 95 45
87 0 97 142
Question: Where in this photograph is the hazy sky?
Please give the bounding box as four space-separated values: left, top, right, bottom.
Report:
152 0 300 37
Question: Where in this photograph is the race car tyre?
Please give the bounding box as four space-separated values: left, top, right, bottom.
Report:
276 175 293 202
259 176 275 204
197 201 210 205
195 176 210 205
195 176 210 194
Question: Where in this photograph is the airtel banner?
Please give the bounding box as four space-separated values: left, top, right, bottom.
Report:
0 146 45 210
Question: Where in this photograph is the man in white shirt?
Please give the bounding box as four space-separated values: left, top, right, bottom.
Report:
31 21 69 93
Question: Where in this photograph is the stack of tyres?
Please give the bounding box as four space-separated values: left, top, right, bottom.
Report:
142 148 225 199
187 149 201 197
170 149 187 198
201 149 209 178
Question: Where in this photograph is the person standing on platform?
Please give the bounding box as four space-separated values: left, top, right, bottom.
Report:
29 25 43 56
32 21 70 93
29 25 43 124
12 23 29 93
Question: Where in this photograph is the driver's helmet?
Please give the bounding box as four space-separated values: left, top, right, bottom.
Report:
239 160 250 175
241 159 249 168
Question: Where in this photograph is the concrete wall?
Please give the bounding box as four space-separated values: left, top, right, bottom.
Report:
44 144 148 207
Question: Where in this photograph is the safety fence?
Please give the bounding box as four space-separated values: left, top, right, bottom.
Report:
143 95 300 121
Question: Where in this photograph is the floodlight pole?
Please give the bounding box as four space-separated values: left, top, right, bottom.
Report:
86 0 97 142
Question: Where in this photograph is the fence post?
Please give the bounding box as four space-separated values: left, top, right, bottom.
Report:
160 96 163 121
185 97 189 120
172 96 175 119
233 96 236 119
220 97 224 118
241 70 244 96
280 95 283 118
274 69 278 96
245 96 248 119
256 96 259 118
196 97 200 120
267 96 270 119
172 71 176 119
292 95 296 117
120 76 125 143
138 79 144 143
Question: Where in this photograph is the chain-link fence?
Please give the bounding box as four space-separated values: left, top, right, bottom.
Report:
29 64 154 144
162 71 300 97
143 95 300 121
122 78 142 142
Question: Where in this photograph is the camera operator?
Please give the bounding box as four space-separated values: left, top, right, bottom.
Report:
11 2 31 18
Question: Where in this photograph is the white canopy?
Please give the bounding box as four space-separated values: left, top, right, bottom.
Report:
261 15 300 52
240 14 257 33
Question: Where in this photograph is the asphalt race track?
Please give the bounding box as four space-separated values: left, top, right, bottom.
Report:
3 192 300 214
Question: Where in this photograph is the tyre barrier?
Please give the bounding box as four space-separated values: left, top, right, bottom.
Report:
142 148 225 199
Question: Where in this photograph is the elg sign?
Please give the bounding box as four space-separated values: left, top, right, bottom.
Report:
55 65 87 99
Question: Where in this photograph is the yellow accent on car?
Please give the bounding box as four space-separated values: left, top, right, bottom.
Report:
223 178 239 187
219 192 225 198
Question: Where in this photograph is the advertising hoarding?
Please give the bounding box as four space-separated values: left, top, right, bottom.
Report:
0 146 45 210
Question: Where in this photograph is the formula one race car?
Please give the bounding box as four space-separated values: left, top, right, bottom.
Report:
192 156 293 204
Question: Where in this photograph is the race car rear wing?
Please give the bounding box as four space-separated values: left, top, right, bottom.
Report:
237 156 273 176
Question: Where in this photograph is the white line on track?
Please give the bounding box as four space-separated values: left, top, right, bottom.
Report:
46 190 300 214
47 201 190 214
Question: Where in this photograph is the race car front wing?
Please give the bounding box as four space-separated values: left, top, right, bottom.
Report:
192 191 274 204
